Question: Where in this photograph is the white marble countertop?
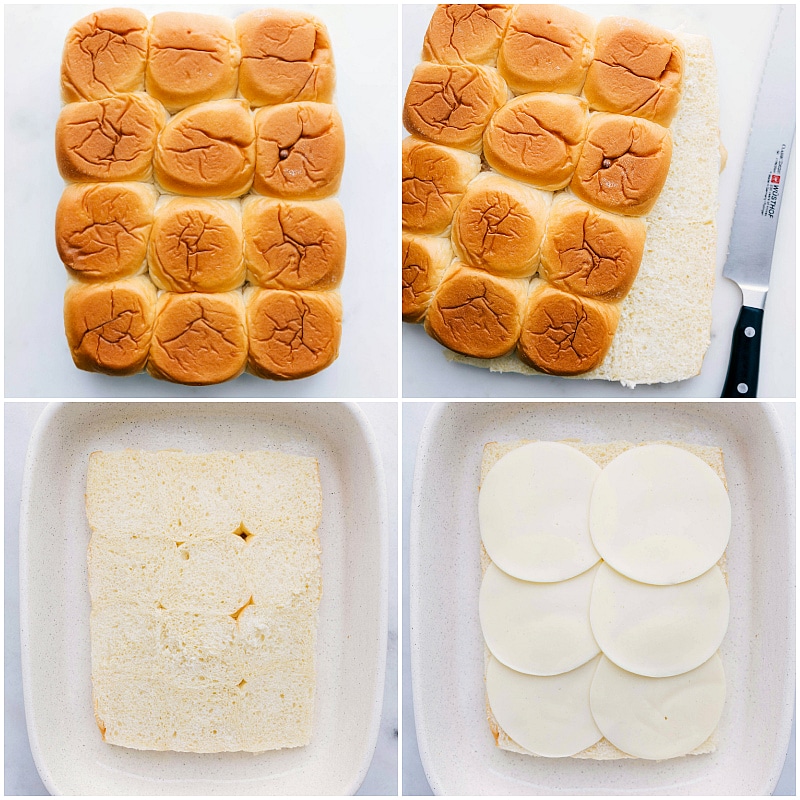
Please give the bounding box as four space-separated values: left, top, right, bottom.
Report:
4 401 397 796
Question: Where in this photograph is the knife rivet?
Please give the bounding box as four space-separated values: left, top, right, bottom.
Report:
737 383 749 394
744 327 756 338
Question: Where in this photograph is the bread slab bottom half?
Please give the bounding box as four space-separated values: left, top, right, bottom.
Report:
480 439 728 760
451 33 720 387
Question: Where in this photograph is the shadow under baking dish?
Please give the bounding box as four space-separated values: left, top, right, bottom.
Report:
20 403 388 796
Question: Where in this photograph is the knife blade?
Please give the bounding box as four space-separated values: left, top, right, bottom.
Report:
721 4 795 398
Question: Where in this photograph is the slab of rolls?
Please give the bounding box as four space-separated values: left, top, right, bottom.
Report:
402 4 681 376
56 8 345 384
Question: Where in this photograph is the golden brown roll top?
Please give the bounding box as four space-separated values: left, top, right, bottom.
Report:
570 113 672 216
402 233 453 323
243 197 345 290
61 8 149 102
452 172 550 278
236 9 335 106
154 100 256 198
517 281 620 376
425 263 526 358
584 17 684 126
253 102 345 199
56 182 157 281
422 5 512 66
539 195 646 301
498 5 595 95
403 63 508 153
402 137 481 235
56 94 166 183
146 12 241 112
148 291 248 384
148 198 245 293
483 93 589 191
246 287 342 379
64 275 156 375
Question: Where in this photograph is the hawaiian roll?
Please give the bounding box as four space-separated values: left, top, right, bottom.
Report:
402 233 453 323
539 195 646 301
236 9 335 106
61 8 148 102
154 100 255 198
570 113 673 216
64 275 156 375
402 137 481 235
246 287 342 380
148 291 248 385
403 63 508 153
422 4 512 66
56 182 157 281
498 5 595 95
452 172 550 278
425 263 526 358
56 94 166 183
148 198 245 293
146 13 240 112
483 93 589 190
517 282 619 376
585 17 684 126
253 102 345 199
243 197 345 290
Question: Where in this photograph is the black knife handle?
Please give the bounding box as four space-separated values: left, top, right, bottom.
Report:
721 305 764 398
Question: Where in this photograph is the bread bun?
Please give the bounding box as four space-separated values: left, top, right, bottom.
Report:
146 12 240 112
61 8 148 102
243 197 345 290
402 233 453 323
246 287 342 379
570 113 672 216
425 263 526 358
422 4 512 66
148 198 245 293
253 102 345 199
64 276 156 375
148 292 247 384
56 182 157 281
584 17 683 126
517 282 619 375
236 10 335 106
56 94 166 183
154 100 255 198
539 195 646 301
498 5 595 95
483 93 589 190
402 136 481 235
403 62 507 153
452 172 550 278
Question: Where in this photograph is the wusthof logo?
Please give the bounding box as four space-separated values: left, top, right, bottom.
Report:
771 174 781 184
761 144 786 218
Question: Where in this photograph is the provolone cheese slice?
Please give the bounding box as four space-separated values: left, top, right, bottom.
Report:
479 442 601 582
480 562 600 675
590 563 729 677
589 445 731 584
487 655 602 757
589 654 726 760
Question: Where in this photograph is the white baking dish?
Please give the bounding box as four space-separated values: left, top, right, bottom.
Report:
20 402 388 795
410 402 794 795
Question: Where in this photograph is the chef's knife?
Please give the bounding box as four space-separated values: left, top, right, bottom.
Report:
721 5 795 398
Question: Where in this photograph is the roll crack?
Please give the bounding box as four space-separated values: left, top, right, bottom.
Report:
422 5 512 66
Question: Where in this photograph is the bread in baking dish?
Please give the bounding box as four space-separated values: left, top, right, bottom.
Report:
422 4 512 66
402 232 454 323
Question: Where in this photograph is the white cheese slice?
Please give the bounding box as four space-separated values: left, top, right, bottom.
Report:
589 444 730 585
589 563 729 677
486 655 603 757
480 562 600 676
479 442 601 582
589 654 726 760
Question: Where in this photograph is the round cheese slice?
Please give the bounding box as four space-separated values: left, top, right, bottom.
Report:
480 561 600 675
486 655 602 757
479 442 601 582
589 444 731 585
590 563 729 677
589 654 726 760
